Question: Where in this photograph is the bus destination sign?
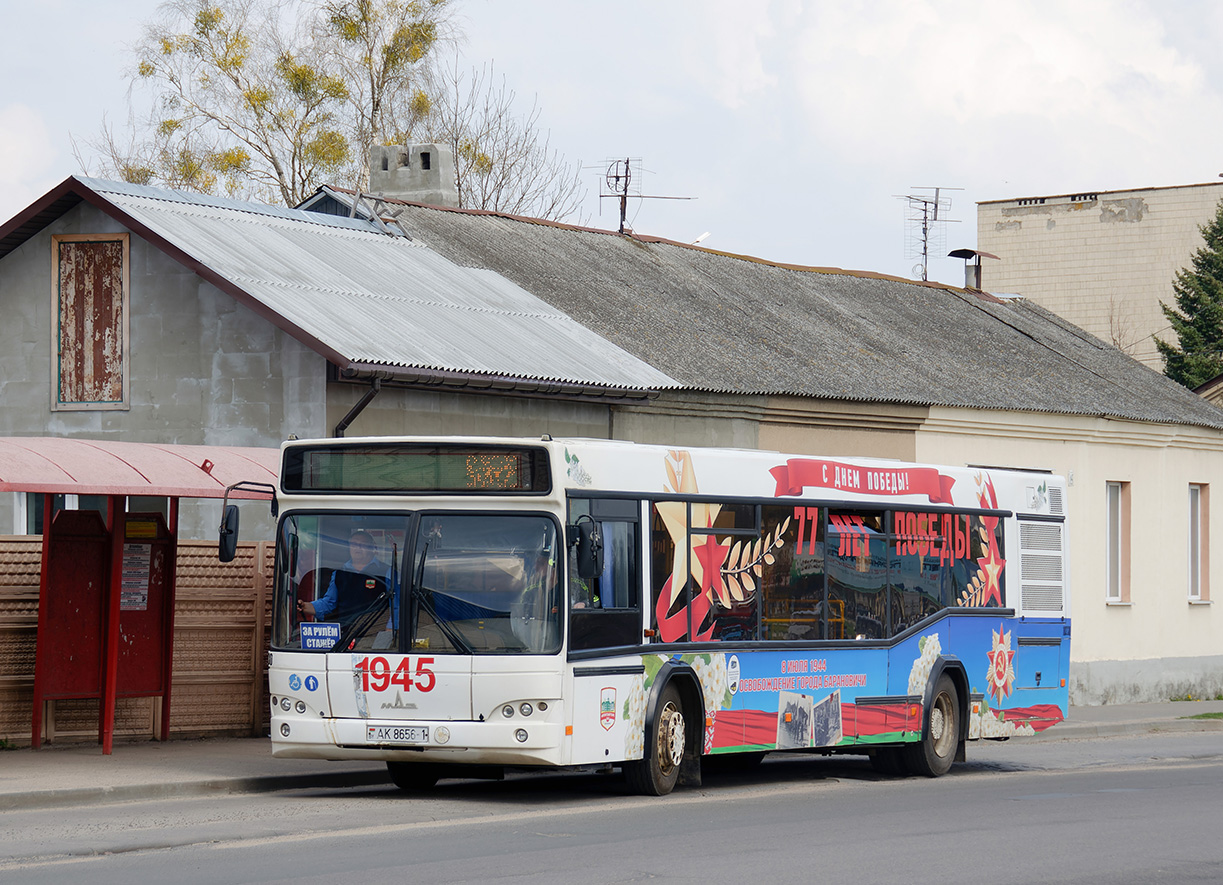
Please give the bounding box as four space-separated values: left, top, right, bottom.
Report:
282 444 551 494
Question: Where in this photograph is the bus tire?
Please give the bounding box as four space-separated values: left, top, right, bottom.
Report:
386 761 441 791
624 683 686 796
869 747 908 776
904 674 959 777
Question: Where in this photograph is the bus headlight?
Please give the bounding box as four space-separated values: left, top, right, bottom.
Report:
435 726 451 745
280 697 292 712
519 703 534 717
515 729 528 743
280 723 291 737
295 700 307 714
502 705 515 718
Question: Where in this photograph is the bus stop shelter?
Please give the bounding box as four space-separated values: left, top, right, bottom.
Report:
0 438 279 754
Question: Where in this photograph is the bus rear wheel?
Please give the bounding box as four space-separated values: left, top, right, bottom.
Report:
624 683 686 796
904 674 959 777
387 761 441 791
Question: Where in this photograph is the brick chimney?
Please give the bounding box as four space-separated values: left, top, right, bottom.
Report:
368 144 458 207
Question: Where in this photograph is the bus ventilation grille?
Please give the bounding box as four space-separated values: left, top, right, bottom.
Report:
1018 520 1064 613
1047 486 1065 516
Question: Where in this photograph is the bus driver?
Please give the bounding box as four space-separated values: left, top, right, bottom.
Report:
298 530 389 624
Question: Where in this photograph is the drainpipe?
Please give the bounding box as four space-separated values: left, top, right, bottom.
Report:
334 377 382 438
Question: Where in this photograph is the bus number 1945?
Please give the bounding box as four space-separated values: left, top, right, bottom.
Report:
354 656 436 692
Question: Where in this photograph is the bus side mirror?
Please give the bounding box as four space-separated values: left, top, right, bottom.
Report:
572 517 603 579
217 480 277 563
219 504 240 563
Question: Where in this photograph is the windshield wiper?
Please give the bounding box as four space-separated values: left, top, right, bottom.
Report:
410 541 474 655
334 590 392 652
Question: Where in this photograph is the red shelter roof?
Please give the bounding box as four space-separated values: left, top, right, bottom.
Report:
0 438 279 498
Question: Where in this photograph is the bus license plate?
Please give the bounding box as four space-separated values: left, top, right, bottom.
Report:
366 725 429 744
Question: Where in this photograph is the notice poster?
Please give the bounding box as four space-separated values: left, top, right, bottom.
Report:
120 543 151 611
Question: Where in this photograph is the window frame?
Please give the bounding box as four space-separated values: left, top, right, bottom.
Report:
1105 481 1131 604
1189 483 1210 603
567 496 644 653
50 233 131 411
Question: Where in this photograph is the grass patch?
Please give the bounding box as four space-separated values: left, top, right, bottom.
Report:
1170 693 1223 702
1182 711 1223 721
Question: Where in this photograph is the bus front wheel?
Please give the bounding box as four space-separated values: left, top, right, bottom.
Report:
904 674 959 777
387 761 441 791
624 683 686 796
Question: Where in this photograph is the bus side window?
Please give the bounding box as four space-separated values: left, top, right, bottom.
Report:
569 499 641 650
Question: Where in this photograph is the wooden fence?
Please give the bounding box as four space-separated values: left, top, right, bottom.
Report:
0 537 273 747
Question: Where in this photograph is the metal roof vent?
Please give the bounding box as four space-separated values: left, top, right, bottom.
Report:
949 248 1000 290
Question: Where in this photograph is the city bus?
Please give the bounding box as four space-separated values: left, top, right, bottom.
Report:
221 436 1070 795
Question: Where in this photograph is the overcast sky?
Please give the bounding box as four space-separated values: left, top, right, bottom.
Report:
5 0 1223 285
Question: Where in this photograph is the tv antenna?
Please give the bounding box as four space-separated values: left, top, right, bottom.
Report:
897 186 961 281
599 157 694 234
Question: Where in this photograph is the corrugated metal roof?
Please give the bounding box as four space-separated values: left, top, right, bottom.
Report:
7 176 1222 429
72 178 679 395
380 201 1223 431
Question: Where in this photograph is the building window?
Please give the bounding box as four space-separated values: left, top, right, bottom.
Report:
51 234 130 410
1189 484 1209 602
1106 481 1130 603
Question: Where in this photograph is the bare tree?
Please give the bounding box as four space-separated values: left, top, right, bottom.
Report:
314 0 455 191
1106 294 1139 354
422 56 585 221
86 0 449 205
94 0 361 205
82 0 586 220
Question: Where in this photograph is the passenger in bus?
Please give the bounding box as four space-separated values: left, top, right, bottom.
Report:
568 548 600 609
570 575 600 609
298 530 392 624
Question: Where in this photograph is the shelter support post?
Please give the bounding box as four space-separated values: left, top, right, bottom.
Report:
30 493 53 749
158 497 180 740
100 496 126 754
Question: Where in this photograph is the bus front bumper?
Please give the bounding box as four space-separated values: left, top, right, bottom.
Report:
271 714 565 766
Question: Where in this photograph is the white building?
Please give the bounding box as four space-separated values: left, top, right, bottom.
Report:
977 182 1223 369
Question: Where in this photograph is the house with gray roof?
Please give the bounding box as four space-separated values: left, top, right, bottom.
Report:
3 174 1222 704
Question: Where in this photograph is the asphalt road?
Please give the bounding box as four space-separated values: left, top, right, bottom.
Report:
3 731 1223 884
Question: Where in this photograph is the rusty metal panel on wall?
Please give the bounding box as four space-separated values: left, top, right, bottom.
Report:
54 236 128 408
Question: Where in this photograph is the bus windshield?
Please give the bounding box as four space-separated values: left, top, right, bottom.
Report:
273 512 562 655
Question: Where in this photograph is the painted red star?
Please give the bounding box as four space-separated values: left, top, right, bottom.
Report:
985 624 1016 701
693 532 732 608
975 523 1006 607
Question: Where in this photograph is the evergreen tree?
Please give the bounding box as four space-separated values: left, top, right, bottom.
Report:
1157 199 1223 388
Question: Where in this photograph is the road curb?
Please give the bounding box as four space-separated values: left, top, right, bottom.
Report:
1030 718 1223 742
4 719 1220 809
0 768 390 811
